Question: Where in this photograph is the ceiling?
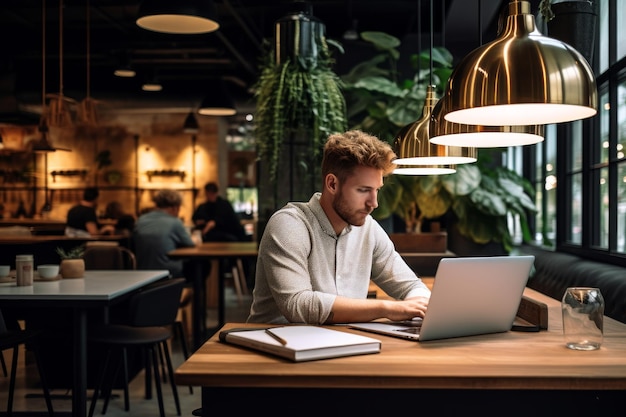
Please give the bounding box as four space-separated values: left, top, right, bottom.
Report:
0 0 543 122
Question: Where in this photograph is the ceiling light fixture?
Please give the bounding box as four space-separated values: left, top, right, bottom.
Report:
114 51 136 78
136 0 219 34
198 81 236 116
429 97 545 147
142 74 162 92
33 0 70 154
46 0 75 128
183 111 199 134
442 0 597 126
77 0 99 126
392 0 475 175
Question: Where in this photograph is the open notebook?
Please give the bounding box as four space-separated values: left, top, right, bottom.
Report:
349 255 535 342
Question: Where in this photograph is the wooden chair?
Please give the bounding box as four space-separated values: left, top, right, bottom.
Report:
88 278 186 417
0 309 54 416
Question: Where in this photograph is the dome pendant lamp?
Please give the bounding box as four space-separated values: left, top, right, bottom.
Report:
392 0 476 175
136 0 219 34
429 97 545 147
392 85 476 176
443 0 597 126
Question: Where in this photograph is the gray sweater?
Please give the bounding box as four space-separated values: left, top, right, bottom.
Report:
247 193 430 324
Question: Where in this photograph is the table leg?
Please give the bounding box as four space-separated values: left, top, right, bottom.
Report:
73 308 87 417
192 260 207 350
218 259 225 328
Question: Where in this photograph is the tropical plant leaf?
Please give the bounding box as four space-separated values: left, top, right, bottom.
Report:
441 164 481 196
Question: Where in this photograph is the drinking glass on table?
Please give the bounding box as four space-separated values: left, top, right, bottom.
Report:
562 287 604 351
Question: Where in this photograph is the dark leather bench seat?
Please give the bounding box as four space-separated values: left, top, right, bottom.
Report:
520 245 626 324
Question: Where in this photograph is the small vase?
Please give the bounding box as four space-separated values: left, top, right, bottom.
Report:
60 259 85 279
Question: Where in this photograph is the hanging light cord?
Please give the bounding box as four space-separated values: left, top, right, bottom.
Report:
429 0 433 86
86 0 91 99
59 0 64 97
41 0 46 112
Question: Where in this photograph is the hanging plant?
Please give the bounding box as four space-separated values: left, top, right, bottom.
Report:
253 36 347 185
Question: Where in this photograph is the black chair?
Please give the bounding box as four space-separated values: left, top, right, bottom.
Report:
83 245 137 270
88 277 186 417
0 309 54 416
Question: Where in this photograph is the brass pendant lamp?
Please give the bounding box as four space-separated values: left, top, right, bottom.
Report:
392 0 475 175
392 86 476 176
77 0 99 126
136 0 219 34
46 0 76 129
429 96 545 147
442 0 597 126
32 0 70 153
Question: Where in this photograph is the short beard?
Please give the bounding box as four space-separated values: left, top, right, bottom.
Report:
332 187 367 226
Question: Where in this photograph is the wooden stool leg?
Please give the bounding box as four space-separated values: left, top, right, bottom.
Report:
231 265 243 306
236 258 250 295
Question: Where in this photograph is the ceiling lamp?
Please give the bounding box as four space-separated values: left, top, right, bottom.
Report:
46 0 75 128
443 0 597 126
114 52 136 78
392 86 475 176
391 0 475 175
198 82 236 116
77 0 99 127
33 0 70 153
136 0 219 34
183 111 199 134
429 97 545 147
142 75 162 92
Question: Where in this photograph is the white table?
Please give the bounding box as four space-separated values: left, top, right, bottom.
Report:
0 270 170 417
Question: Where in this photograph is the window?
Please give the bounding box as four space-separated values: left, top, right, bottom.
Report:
524 0 626 265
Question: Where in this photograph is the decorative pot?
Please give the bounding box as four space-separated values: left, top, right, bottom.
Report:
547 1 597 65
60 259 85 279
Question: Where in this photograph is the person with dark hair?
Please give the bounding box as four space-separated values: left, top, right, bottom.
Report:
248 130 430 324
103 201 136 236
65 187 115 237
133 190 196 278
192 182 246 242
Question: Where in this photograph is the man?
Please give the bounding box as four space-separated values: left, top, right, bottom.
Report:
133 189 195 278
192 182 245 242
65 187 114 237
191 182 245 242
248 130 430 325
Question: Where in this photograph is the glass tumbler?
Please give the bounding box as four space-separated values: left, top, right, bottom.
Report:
561 287 604 351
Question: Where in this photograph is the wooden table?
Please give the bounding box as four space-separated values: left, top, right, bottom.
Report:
168 241 258 350
0 269 169 417
175 286 626 415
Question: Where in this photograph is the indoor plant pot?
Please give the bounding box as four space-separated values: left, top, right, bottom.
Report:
59 258 85 279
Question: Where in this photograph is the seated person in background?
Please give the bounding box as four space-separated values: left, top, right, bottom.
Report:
65 187 115 237
192 182 246 242
103 200 136 236
133 190 195 278
247 130 431 325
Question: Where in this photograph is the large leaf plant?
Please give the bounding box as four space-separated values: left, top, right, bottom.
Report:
341 32 537 252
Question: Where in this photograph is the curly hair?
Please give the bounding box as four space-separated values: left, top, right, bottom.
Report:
321 130 396 183
152 190 183 208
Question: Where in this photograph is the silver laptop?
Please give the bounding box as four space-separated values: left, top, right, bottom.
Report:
349 255 535 342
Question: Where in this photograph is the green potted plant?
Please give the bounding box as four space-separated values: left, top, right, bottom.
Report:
56 244 86 278
539 0 596 64
341 32 537 254
254 3 347 211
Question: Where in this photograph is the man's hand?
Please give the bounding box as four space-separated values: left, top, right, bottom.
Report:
383 296 429 321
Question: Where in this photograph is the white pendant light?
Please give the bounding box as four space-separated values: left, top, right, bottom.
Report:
442 0 597 126
391 0 475 175
429 97 545 147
